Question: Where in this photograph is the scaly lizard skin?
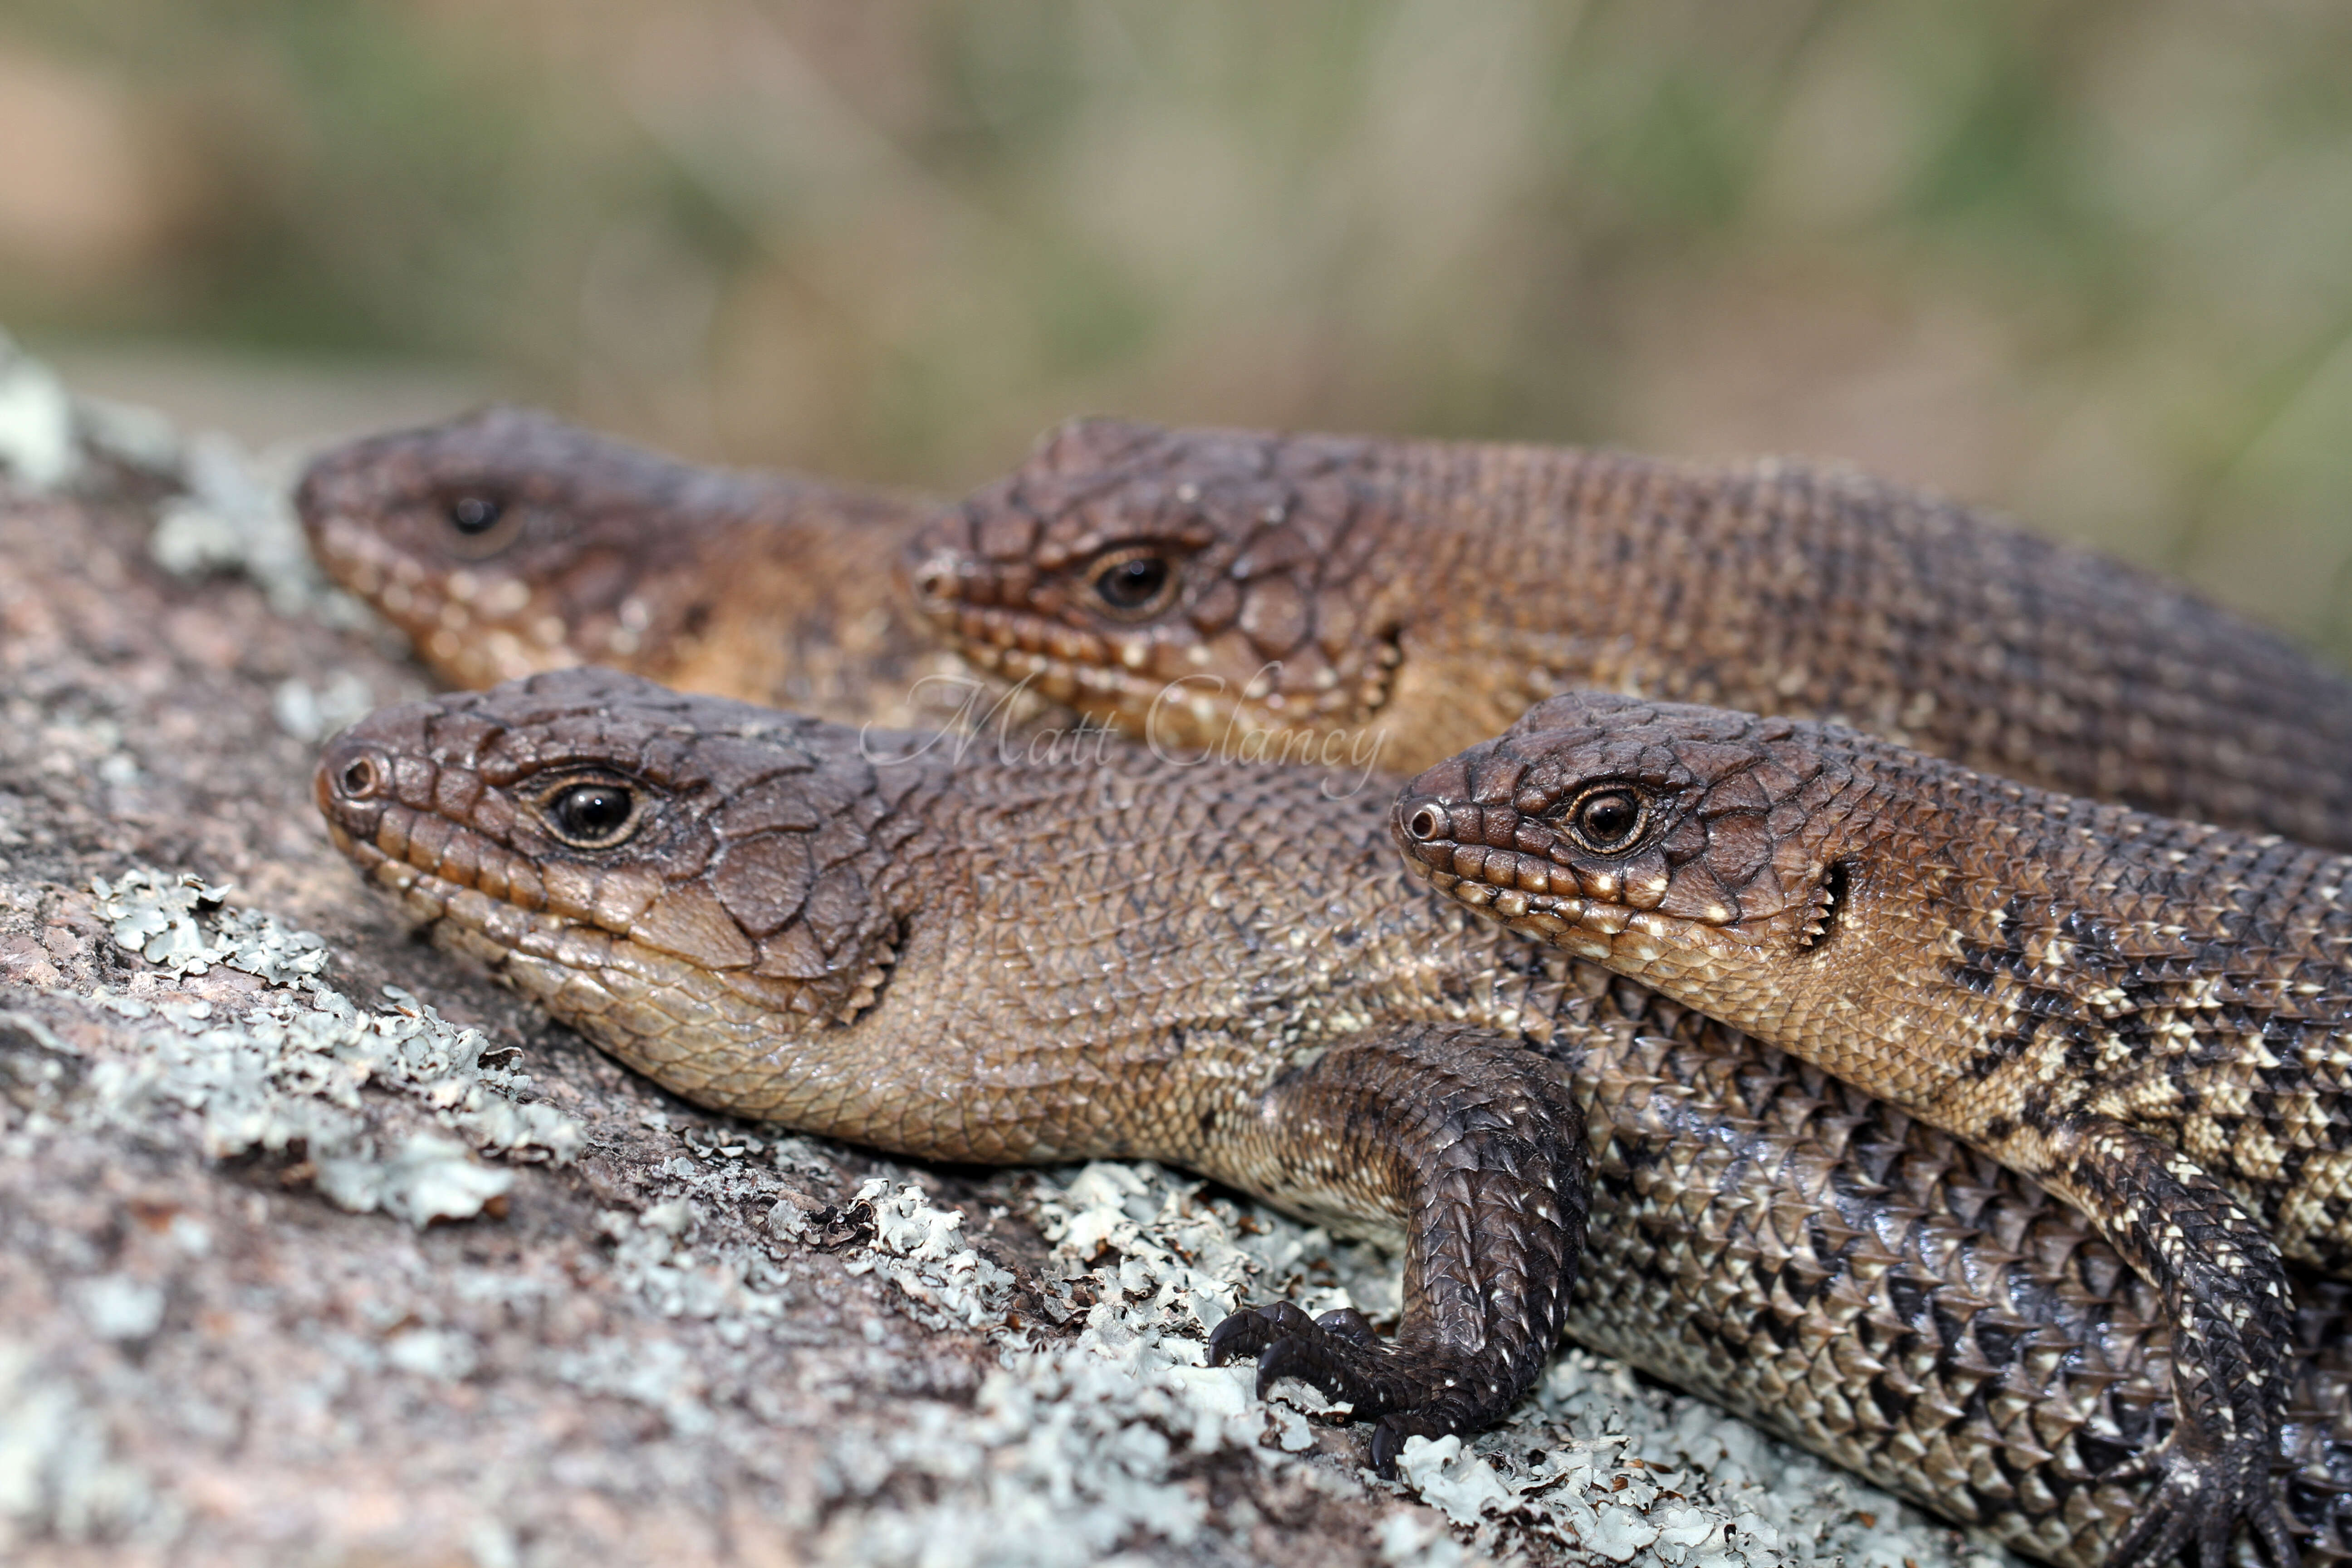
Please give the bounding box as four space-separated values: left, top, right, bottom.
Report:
907 418 2352 850
303 413 2352 1557
294 407 1001 731
1392 694 2352 1565
318 668 2349 1566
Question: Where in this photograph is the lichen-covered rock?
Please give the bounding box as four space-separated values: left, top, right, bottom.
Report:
0 351 2009 1567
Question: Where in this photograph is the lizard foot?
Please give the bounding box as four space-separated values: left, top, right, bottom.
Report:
1196 1022 1590 1476
2101 1430 2299 1568
2034 1117 2304 1568
1207 1299 1514 1473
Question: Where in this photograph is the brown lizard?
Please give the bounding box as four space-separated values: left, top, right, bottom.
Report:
906 417 2352 850
317 667 2331 1566
300 412 2346 1557
295 407 1022 733
1391 692 2352 1565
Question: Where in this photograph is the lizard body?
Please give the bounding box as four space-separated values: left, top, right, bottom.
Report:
909 418 2352 849
299 413 2352 1558
1393 693 2352 1562
319 668 2337 1565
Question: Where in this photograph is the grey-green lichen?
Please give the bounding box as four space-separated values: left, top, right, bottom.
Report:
147 431 354 624
0 329 384 685
70 866 583 1224
779 1159 2000 1568
0 1337 169 1554
15 871 2007 1567
0 330 78 493
0 328 189 500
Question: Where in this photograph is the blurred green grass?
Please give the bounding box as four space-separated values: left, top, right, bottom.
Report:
3 0 2351 655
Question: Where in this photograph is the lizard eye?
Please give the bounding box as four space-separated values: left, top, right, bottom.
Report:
542 780 641 848
1564 786 1649 854
438 490 525 559
448 495 504 535
1087 548 1178 618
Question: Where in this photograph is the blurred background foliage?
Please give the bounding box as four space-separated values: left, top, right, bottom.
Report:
2 0 2351 652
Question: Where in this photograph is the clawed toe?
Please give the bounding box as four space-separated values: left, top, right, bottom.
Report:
2101 1437 2300 1568
1250 1321 1380 1405
1368 1411 1448 1474
1189 1024 1583 1484
1313 1306 1381 1349
1205 1299 1313 1368
1207 1299 1524 1476
1209 1300 1403 1423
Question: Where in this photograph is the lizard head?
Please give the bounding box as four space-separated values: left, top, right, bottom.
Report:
902 417 1409 755
315 667 934 1112
295 407 752 688
1392 692 1879 1004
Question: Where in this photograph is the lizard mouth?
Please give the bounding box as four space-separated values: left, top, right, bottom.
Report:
921 600 1401 753
1391 793 1692 963
936 603 1156 714
318 797 900 1122
1396 831 1641 956
316 782 607 997
303 510 572 686
905 532 1406 748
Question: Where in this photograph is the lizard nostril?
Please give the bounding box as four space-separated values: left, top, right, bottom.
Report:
910 563 956 605
1406 805 1445 842
338 754 386 800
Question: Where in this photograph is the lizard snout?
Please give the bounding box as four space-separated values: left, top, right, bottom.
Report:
1399 799 1448 845
1391 788 1465 880
900 551 957 608
316 730 395 816
313 731 404 860
323 744 391 804
1392 752 1480 874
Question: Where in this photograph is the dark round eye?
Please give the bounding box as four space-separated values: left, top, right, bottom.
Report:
1088 550 1176 616
447 495 504 535
1568 788 1646 853
545 782 638 847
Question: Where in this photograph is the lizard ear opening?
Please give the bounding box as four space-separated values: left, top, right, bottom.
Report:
833 915 909 1025
1798 860 1850 950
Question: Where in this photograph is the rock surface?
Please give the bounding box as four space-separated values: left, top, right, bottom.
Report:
0 357 2009 1567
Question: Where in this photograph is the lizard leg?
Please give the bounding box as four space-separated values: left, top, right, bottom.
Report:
1200 1022 1588 1473
2040 1116 2301 1568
